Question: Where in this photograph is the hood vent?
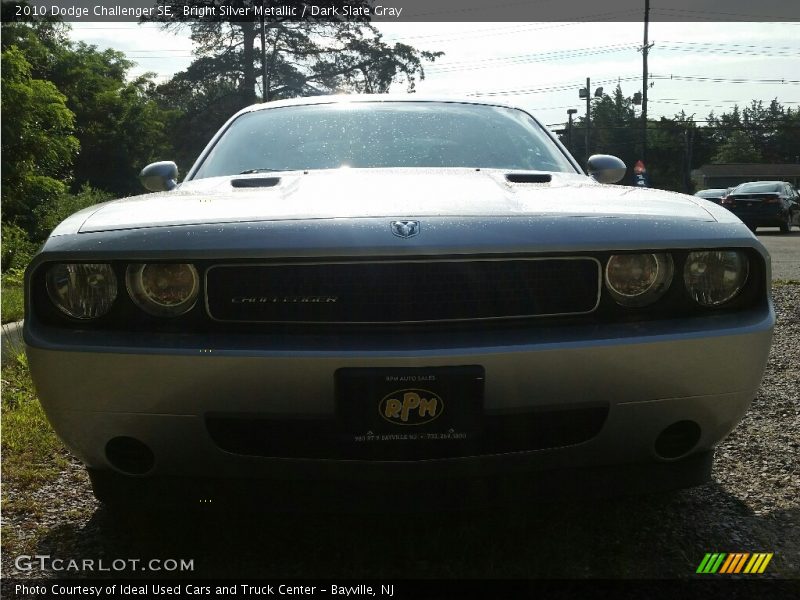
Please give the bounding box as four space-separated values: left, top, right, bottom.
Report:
505 173 552 184
231 177 281 188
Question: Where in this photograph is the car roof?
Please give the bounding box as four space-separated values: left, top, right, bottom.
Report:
736 181 784 186
238 94 521 115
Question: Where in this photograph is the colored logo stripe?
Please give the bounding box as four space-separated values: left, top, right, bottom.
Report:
697 553 726 573
744 553 773 574
719 554 736 574
732 553 750 574
697 552 773 574
719 553 748 573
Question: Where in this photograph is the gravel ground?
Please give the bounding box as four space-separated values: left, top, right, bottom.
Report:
2 285 798 581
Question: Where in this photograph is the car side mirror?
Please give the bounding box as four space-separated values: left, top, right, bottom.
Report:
139 161 179 192
587 154 626 184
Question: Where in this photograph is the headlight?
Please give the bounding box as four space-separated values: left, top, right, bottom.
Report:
684 251 749 306
46 263 118 320
126 263 199 317
605 253 673 307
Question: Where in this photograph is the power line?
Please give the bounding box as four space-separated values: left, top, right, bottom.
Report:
469 75 644 97
652 75 800 85
425 40 797 76
470 74 800 98
427 44 639 74
652 99 800 109
380 22 580 44
659 40 799 52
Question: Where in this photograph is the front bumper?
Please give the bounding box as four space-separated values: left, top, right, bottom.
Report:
26 304 774 485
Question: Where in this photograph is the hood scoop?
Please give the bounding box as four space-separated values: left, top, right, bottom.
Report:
231 177 281 188
505 173 552 184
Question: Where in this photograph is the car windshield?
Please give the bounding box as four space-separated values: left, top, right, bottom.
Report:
192 101 576 179
734 182 782 194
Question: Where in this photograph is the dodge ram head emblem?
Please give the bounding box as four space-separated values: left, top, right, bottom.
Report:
391 220 420 238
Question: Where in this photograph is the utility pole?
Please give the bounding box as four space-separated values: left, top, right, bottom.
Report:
585 77 591 164
684 115 695 193
684 128 695 193
260 0 268 101
641 0 651 164
567 108 577 155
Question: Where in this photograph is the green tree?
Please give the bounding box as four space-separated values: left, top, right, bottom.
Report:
3 20 176 197
712 130 764 163
153 4 442 166
647 113 697 192
772 107 800 163
49 43 176 196
561 85 640 181
158 2 441 100
1 45 79 228
705 100 800 164
589 85 639 180
32 184 114 241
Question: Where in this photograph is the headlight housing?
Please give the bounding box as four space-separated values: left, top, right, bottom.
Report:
46 263 118 320
605 253 674 307
684 251 749 306
126 263 199 317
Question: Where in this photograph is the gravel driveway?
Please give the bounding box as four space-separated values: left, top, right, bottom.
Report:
758 229 800 281
2 285 798 580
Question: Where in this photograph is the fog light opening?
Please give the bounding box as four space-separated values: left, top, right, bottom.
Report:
105 436 155 475
654 421 701 460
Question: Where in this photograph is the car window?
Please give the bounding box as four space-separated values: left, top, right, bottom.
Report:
696 190 723 197
734 182 782 194
192 102 577 179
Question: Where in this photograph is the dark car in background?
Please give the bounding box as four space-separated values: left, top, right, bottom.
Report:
721 181 800 233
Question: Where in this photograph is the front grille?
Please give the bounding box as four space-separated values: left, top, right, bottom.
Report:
206 405 609 460
205 258 600 324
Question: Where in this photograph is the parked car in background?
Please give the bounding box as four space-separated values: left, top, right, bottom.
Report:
23 96 775 509
694 188 730 204
721 181 800 233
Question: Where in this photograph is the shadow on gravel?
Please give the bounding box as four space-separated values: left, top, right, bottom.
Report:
29 481 799 579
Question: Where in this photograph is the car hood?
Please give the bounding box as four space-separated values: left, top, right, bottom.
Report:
76 168 717 233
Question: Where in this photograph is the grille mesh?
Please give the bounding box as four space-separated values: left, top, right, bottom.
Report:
205 258 600 323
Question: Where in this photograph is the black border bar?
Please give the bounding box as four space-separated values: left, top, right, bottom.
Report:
3 0 799 23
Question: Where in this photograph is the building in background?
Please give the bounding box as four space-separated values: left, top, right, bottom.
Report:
693 164 800 190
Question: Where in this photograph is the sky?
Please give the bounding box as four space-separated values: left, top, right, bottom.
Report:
68 20 800 129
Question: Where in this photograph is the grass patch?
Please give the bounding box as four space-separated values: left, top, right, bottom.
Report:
1 353 67 490
1 352 70 556
1 270 25 324
773 279 800 286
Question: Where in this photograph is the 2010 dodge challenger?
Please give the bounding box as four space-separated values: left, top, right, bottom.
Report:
24 96 774 507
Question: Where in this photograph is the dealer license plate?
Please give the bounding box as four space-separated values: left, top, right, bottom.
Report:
335 366 485 447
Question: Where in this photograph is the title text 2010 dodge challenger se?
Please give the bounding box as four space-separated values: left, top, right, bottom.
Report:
24 96 774 508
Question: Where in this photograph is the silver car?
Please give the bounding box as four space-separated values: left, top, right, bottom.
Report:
24 96 774 508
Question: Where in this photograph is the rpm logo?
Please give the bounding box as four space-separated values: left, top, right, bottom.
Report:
379 389 442 425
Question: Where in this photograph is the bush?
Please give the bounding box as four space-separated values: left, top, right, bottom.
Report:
32 184 113 241
1 222 36 273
